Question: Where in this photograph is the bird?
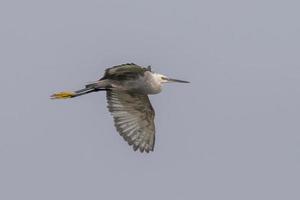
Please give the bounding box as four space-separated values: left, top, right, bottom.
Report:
51 63 189 153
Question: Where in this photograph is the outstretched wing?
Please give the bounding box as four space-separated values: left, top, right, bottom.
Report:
106 90 155 153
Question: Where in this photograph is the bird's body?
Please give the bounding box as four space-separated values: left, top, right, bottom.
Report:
51 63 189 153
87 64 164 95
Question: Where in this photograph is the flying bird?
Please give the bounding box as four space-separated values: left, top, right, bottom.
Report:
51 63 189 153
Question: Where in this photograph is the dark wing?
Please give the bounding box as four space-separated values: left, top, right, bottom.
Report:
100 63 151 81
106 90 155 153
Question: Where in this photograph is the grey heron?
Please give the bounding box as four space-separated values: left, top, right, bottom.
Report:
51 63 189 153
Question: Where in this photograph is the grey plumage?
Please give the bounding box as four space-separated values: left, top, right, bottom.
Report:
51 63 189 153
100 63 151 81
106 90 155 153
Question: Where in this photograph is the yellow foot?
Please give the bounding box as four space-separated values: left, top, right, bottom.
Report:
50 91 75 99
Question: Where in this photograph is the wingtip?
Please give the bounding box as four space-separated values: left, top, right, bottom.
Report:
132 145 154 153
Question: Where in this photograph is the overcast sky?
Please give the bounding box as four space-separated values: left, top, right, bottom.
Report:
0 0 299 199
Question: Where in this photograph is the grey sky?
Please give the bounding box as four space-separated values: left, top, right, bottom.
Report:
0 0 299 199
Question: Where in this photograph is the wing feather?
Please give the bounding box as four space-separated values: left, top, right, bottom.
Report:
101 63 151 81
106 90 155 153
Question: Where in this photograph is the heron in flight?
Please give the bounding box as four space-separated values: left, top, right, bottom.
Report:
51 63 189 153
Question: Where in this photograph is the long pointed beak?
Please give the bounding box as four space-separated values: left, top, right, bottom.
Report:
165 77 190 83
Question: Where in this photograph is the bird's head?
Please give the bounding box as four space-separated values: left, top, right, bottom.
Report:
153 73 190 84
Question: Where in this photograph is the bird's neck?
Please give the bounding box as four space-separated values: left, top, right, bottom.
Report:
145 72 162 94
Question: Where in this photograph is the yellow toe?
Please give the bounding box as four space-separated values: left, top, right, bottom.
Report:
50 91 75 99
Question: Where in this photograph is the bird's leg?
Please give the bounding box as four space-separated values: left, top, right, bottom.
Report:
51 80 110 99
50 88 101 99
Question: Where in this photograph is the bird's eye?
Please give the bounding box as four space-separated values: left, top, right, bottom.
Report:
161 77 167 80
